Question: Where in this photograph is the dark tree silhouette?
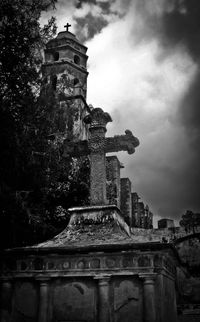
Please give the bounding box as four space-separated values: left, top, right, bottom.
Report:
0 0 90 248
180 210 200 233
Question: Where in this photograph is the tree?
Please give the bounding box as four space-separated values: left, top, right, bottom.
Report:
180 210 200 233
0 0 57 189
0 0 59 248
0 0 90 249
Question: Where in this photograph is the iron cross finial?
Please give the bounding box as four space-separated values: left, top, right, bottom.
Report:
64 23 71 32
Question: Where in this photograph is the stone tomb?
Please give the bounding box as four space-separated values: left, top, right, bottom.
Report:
0 241 179 322
0 108 179 322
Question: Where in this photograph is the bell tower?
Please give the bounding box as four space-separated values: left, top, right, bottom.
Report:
42 24 90 140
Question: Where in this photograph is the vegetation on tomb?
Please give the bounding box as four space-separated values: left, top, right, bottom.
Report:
0 0 89 248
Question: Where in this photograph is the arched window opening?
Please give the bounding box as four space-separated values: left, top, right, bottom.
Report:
53 51 59 61
74 78 79 86
51 75 57 91
74 55 80 65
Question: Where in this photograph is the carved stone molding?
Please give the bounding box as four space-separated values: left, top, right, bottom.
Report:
1 252 176 279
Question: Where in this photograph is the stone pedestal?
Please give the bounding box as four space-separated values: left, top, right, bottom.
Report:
140 274 156 322
95 275 111 322
68 204 130 237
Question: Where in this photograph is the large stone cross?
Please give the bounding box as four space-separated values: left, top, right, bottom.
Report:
63 108 139 206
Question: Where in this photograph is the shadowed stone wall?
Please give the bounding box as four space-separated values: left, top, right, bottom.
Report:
106 156 122 208
120 178 132 225
52 279 96 321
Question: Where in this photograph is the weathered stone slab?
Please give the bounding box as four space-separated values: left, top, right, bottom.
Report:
113 277 142 322
53 280 96 321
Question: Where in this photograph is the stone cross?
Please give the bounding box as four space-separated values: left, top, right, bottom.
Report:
63 108 139 206
64 23 71 32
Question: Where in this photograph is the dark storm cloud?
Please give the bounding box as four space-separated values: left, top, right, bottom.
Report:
76 0 95 8
160 1 200 143
121 1 200 60
160 1 200 206
74 0 113 42
132 155 200 220
126 0 200 218
134 1 200 118
76 0 112 13
73 0 128 42
179 70 200 138
74 13 108 43
161 0 200 61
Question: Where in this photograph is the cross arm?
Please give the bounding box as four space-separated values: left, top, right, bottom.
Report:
63 129 139 157
105 130 139 154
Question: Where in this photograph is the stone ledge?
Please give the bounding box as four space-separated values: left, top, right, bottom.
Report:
1 242 180 258
43 59 89 74
68 204 130 237
0 250 177 278
68 204 120 212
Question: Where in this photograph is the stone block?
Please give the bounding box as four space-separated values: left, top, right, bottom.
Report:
120 178 132 225
106 156 123 208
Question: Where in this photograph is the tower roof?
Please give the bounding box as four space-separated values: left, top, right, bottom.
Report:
57 30 78 41
46 26 87 52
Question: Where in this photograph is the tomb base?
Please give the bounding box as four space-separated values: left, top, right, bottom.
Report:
68 204 131 236
0 205 179 322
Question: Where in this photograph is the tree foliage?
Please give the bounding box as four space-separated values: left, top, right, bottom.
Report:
0 0 57 190
0 0 90 249
180 210 200 233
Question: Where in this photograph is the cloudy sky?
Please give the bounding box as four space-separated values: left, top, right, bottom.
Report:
41 0 200 226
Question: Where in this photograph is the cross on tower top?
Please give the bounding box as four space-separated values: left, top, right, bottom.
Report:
64 23 71 32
